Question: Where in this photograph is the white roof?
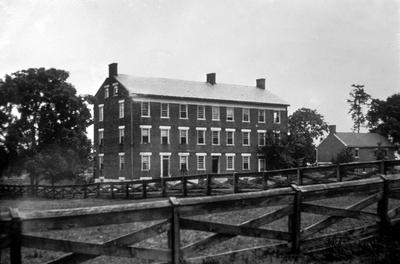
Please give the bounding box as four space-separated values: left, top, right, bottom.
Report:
115 74 289 106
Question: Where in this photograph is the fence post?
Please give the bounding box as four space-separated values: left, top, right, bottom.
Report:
52 185 56 199
83 184 88 199
96 183 101 198
9 208 22 264
182 176 187 197
262 171 268 190
289 184 302 254
378 175 390 233
380 160 387 175
142 181 147 199
336 164 342 182
169 197 181 264
61 186 65 199
125 183 130 199
233 173 239 193
111 183 115 199
296 168 303 185
206 174 212 196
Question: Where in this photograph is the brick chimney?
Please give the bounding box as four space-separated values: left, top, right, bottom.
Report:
329 125 336 134
206 73 216 85
109 63 118 77
256 78 265 89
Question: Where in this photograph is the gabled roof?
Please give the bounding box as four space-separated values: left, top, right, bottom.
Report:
115 74 289 106
335 132 394 148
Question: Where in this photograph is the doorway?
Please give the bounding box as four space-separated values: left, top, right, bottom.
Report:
161 155 170 177
212 156 219 173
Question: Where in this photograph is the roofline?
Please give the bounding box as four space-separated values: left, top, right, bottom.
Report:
316 133 348 149
334 134 348 147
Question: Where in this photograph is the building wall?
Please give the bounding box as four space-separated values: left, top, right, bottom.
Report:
354 147 396 162
317 134 346 163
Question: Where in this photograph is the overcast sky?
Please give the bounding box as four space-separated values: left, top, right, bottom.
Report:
1 0 399 140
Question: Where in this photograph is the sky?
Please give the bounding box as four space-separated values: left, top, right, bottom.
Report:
1 0 399 140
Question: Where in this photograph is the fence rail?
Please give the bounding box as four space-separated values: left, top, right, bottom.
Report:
2 172 400 263
1 159 399 200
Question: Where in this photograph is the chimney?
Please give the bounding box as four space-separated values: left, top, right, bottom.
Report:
206 73 216 85
109 63 118 77
329 125 336 134
256 78 265 89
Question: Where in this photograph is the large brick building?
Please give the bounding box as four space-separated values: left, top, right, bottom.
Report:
94 63 289 181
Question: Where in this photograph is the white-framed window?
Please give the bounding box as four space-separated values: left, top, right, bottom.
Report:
242 154 251 170
258 110 265 123
161 103 169 118
180 104 188 119
140 125 151 144
141 102 150 117
196 153 206 170
104 85 109 98
98 129 104 145
226 154 235 170
258 158 266 172
243 108 250 122
119 153 125 171
179 127 189 144
211 128 221 145
258 130 266 146
179 153 189 172
273 111 281 124
113 83 118 96
98 154 104 170
242 129 251 146
197 105 205 120
196 128 206 145
140 153 151 171
212 106 220 121
119 100 124 118
226 129 235 146
226 107 234 121
119 126 125 144
160 126 170 144
355 148 360 158
99 104 104 122
273 130 281 144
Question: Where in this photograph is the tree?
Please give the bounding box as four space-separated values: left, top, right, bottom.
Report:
259 131 292 170
0 68 92 183
347 84 371 133
332 148 354 164
367 93 400 149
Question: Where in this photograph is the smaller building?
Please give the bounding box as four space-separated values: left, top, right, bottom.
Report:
317 125 395 163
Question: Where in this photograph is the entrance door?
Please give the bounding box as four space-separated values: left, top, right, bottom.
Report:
258 158 266 172
212 156 219 173
161 156 170 177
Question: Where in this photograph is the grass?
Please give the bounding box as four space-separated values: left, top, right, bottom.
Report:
1 194 400 264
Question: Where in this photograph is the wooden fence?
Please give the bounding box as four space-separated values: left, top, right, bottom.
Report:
1 159 400 200
2 173 400 264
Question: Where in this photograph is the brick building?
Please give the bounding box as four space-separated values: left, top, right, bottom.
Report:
94 63 289 181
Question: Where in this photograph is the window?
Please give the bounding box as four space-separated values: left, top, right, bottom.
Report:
258 131 266 146
104 85 109 98
226 107 234 121
161 103 169 118
197 105 205 120
98 129 104 145
119 100 124 118
140 125 151 144
273 130 281 144
119 126 125 144
211 129 220 145
355 148 360 158
119 153 125 171
273 111 281 124
179 127 189 144
243 108 250 122
141 102 150 117
258 110 265 123
226 130 235 145
99 104 104 122
242 130 250 146
140 153 151 171
179 154 189 172
197 128 206 145
212 106 220 120
160 126 170 144
180 104 188 119
98 154 104 170
242 155 250 170
197 154 206 170
113 83 118 96
226 154 235 170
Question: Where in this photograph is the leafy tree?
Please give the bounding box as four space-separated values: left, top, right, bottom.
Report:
259 131 292 170
0 68 92 183
347 84 371 133
367 93 400 149
332 148 354 164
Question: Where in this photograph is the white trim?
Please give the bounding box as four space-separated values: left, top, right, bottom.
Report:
196 127 207 131
225 153 236 156
334 134 348 147
159 125 171 129
140 177 152 180
178 126 189 130
211 127 222 131
119 152 125 156
118 125 125 129
132 97 287 111
257 129 266 133
140 152 152 156
159 152 172 156
140 125 152 129
118 177 126 181
118 99 125 103
225 128 236 132
211 153 222 156
241 153 251 156
98 128 104 131
241 129 251 132
178 152 190 156
98 104 104 107
196 153 207 156
98 153 104 157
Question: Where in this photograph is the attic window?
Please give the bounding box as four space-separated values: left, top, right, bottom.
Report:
354 148 359 158
113 83 118 96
